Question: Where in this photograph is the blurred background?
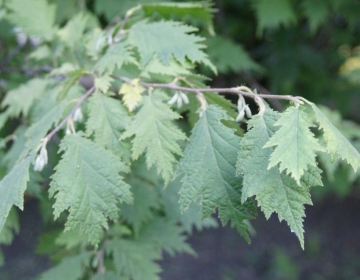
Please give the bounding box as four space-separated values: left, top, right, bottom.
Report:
1 0 360 279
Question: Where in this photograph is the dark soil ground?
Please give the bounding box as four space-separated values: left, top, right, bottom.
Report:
1 195 360 280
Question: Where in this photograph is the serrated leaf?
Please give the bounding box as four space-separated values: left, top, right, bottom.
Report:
207 36 263 74
120 179 161 235
128 20 216 73
302 0 330 33
49 134 132 244
0 207 19 244
139 218 195 257
55 225 89 250
95 41 137 74
6 0 56 40
161 176 216 233
0 156 31 233
106 239 162 280
57 70 87 100
119 78 145 111
3 126 27 169
122 90 187 184
175 105 255 242
252 0 296 34
2 78 50 117
300 165 323 187
19 104 64 160
141 2 215 35
237 108 312 248
310 103 360 173
86 92 131 160
29 45 52 61
141 55 192 79
264 106 324 184
57 12 89 46
38 252 92 280
94 75 114 93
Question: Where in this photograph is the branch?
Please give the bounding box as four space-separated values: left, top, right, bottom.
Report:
118 76 303 104
41 73 302 145
44 86 95 142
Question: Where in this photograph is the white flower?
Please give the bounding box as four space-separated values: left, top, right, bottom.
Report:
73 107 83 122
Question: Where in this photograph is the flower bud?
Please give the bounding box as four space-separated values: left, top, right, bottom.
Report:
176 94 183 108
236 109 245 122
34 155 45 172
168 93 179 106
73 108 83 122
245 105 252 118
40 146 48 165
179 91 189 104
237 96 243 112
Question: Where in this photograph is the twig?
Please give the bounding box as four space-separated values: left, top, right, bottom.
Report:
112 5 141 43
118 76 303 104
44 86 95 142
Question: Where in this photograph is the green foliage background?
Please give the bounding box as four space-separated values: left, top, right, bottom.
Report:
1 0 360 279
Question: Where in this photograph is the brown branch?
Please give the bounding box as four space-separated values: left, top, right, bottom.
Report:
118 76 303 104
44 86 95 142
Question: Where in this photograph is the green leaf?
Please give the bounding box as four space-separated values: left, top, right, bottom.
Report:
119 78 145 112
0 157 31 233
138 218 195 257
161 176 217 233
38 252 92 280
141 55 192 79
120 179 161 235
310 103 360 173
19 104 64 160
264 106 324 185
94 74 114 93
127 20 216 73
0 112 9 131
175 105 255 242
86 92 131 160
0 207 19 244
252 0 296 34
3 126 27 169
121 90 187 184
55 225 89 250
57 12 89 46
106 239 162 280
49 134 132 244
237 108 312 248
95 41 137 74
94 0 159 20
6 0 56 40
141 2 215 35
57 70 87 101
206 36 263 74
2 79 50 117
302 0 330 33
